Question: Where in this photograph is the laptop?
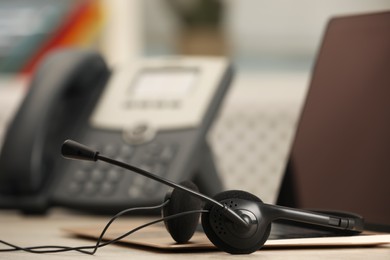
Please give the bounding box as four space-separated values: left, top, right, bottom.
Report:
277 10 390 233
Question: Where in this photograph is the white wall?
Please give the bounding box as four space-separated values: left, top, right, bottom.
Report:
224 0 390 60
143 0 390 64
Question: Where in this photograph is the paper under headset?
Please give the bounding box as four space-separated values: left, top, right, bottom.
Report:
60 139 364 254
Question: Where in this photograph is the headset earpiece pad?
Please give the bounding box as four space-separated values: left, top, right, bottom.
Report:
162 181 202 243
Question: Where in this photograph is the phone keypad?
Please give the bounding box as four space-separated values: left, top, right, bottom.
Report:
66 142 176 199
126 143 176 197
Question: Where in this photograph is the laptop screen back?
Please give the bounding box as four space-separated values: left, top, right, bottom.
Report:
278 11 390 229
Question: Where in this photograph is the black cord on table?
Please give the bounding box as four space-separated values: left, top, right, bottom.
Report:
0 201 208 255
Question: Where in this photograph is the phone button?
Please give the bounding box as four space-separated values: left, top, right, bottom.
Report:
107 169 122 182
102 144 117 157
84 181 98 195
127 174 147 198
122 122 156 145
68 182 82 194
159 145 176 162
91 169 104 182
74 170 88 182
120 145 134 158
152 163 166 176
101 182 115 196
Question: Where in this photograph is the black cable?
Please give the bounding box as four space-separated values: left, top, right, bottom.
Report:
0 202 169 254
0 201 208 255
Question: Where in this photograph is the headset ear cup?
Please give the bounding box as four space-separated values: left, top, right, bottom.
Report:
258 224 271 249
201 190 271 254
162 181 202 243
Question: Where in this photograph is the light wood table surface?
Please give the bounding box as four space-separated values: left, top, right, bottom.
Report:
1 209 389 260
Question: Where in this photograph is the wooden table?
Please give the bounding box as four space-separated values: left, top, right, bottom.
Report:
1 209 389 260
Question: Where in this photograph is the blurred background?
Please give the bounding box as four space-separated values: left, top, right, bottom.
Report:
0 0 389 203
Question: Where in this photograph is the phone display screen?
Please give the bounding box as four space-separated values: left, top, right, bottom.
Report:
131 69 197 100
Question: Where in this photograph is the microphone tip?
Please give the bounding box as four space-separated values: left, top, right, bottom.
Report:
61 139 99 161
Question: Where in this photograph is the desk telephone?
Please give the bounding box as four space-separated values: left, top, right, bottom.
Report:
0 49 233 214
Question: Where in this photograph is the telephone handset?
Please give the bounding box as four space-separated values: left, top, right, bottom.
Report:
0 48 232 214
0 49 110 212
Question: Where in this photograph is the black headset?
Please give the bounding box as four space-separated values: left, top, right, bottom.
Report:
60 140 364 254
